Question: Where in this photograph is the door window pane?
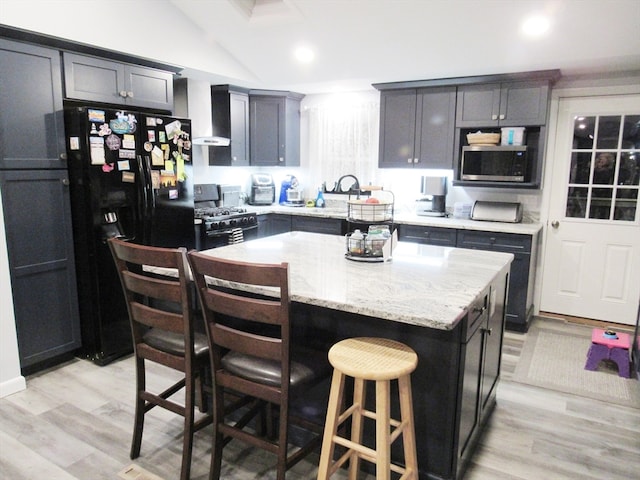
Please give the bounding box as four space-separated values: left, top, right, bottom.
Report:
619 151 640 185
566 186 588 218
573 116 595 149
621 115 640 149
569 152 592 184
589 187 613 219
597 115 622 149
615 188 638 221
593 152 616 185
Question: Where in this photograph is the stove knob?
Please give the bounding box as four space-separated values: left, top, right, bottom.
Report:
230 219 237 226
240 217 248 225
249 216 257 225
211 221 219 229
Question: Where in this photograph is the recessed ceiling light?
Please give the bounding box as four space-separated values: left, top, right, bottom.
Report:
294 46 315 64
521 15 550 37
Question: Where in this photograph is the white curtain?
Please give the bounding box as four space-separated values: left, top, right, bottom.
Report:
305 95 379 191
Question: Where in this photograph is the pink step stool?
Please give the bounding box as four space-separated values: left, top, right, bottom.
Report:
584 328 631 378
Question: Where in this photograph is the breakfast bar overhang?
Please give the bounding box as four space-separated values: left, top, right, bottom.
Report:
194 232 513 480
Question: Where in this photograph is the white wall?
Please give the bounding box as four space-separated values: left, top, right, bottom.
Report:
0 187 26 398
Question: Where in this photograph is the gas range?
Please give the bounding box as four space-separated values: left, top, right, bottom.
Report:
194 206 257 232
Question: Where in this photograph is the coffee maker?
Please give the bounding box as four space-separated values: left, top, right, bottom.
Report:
416 176 447 217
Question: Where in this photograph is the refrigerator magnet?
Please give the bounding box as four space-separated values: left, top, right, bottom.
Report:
161 143 170 160
143 142 153 152
165 120 182 140
90 123 99 135
121 171 135 183
151 170 160 189
158 131 166 143
98 124 112 136
151 146 164 166
88 109 106 123
69 137 80 151
146 117 157 127
122 134 135 149
119 149 135 159
169 189 178 200
118 160 130 171
105 134 121 150
148 130 156 142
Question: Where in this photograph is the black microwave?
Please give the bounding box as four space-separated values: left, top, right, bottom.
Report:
460 146 527 182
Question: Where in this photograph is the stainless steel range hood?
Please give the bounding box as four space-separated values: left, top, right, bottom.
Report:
192 136 231 146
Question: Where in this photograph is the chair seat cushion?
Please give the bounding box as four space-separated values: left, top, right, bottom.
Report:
142 329 209 357
222 347 330 388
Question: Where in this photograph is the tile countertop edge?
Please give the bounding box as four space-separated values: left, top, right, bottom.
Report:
247 205 543 235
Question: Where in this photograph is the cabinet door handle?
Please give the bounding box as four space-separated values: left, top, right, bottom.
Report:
127 91 134 98
61 178 70 186
414 158 419 164
499 114 505 120
119 90 128 98
491 114 498 120
407 158 413 164
59 153 67 161
551 220 560 229
278 157 284 162
482 327 493 335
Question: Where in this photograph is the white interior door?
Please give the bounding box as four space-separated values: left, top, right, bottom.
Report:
541 95 640 325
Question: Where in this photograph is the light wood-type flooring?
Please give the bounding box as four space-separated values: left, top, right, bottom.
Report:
1 316 638 479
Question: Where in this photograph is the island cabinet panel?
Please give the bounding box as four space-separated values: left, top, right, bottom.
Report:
63 52 174 111
296 272 507 480
456 80 550 127
379 86 456 169
291 215 345 235
457 230 534 332
397 224 457 246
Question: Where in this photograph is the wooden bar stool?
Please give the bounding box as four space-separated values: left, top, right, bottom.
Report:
317 337 419 480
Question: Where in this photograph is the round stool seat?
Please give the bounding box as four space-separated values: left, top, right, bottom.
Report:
328 337 418 381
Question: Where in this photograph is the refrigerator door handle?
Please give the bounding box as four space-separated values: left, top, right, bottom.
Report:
136 155 154 243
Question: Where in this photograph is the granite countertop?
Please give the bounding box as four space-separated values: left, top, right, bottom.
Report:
247 204 543 236
198 231 513 331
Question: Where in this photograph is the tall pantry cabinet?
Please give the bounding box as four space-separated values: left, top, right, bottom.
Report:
0 39 81 373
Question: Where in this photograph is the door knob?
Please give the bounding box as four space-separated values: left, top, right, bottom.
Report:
551 220 560 228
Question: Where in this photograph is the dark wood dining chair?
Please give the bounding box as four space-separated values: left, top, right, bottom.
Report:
187 252 330 480
108 238 212 480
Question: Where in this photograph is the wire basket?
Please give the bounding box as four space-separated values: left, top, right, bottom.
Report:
347 191 394 222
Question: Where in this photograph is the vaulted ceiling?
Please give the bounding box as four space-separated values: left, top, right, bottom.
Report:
170 0 640 92
2 0 640 93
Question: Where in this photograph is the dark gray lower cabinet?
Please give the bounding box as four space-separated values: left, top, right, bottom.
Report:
258 214 345 238
398 224 457 246
399 224 536 332
0 170 81 373
291 215 345 235
257 214 292 238
456 230 534 332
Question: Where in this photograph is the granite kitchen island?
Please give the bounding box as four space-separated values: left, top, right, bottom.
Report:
200 232 513 480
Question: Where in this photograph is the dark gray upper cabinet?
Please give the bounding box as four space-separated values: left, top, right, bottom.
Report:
63 52 174 111
0 169 81 372
249 90 304 166
0 39 66 170
209 85 250 166
456 80 551 127
379 87 456 169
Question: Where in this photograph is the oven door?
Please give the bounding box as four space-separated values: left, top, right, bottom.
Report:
201 224 258 250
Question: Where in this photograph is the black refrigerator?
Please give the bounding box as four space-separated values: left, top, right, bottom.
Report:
64 106 195 365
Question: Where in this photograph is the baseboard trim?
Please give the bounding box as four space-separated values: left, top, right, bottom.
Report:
538 311 634 332
0 375 26 398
